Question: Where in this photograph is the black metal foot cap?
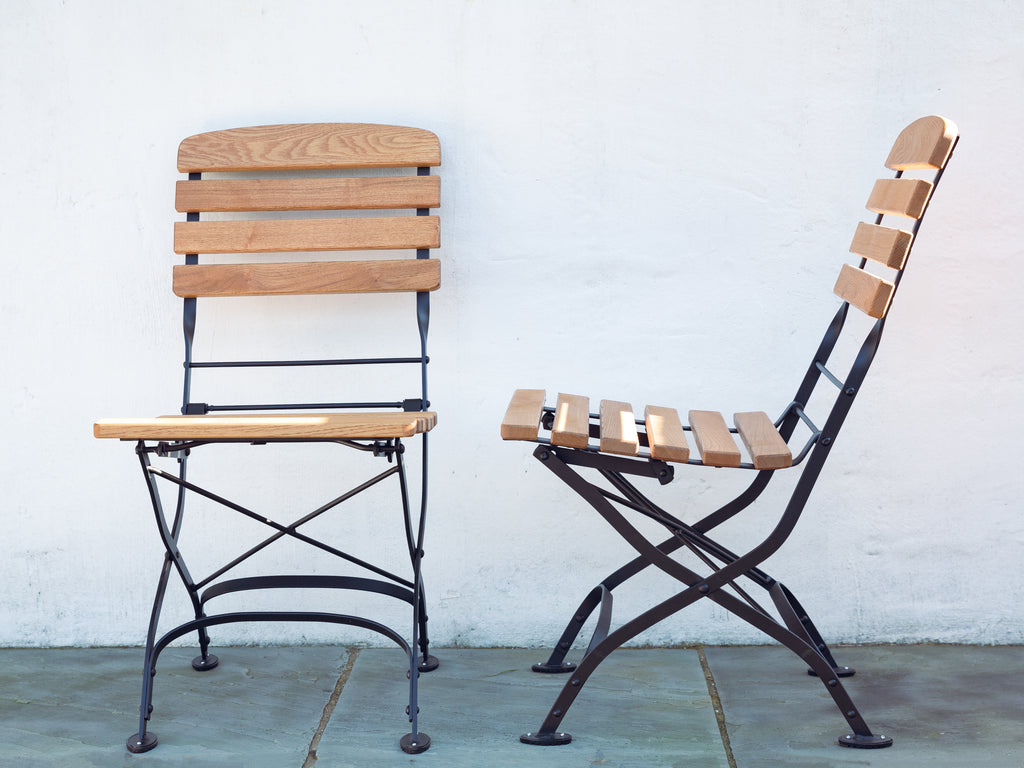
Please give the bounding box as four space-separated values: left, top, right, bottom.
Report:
808 665 855 677
126 731 158 753
192 653 220 671
838 733 893 749
531 661 577 674
521 731 572 746
418 654 440 673
400 731 431 754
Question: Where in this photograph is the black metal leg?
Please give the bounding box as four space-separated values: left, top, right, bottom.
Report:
769 582 855 678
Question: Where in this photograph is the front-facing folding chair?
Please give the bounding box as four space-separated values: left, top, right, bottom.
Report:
95 123 441 754
500 116 958 749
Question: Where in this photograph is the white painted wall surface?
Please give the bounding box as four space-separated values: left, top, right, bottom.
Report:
2 0 1022 648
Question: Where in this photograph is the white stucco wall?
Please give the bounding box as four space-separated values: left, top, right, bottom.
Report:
2 0 1022 649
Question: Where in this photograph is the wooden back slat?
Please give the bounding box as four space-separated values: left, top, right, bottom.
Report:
644 405 689 463
173 216 439 254
175 176 440 213
551 393 591 450
849 222 913 269
172 259 440 298
866 178 933 219
178 124 441 172
599 400 639 456
688 410 741 467
734 411 792 470
833 263 894 318
500 389 547 441
885 115 958 171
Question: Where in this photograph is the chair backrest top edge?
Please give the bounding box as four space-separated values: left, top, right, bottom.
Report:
178 123 441 173
885 115 958 171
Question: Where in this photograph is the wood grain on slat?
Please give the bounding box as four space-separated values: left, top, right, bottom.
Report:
173 259 440 297
644 405 689 463
885 115 958 171
688 410 741 467
551 393 590 450
849 222 913 269
500 389 546 441
734 411 792 470
175 176 440 213
174 216 439 254
866 178 933 219
833 263 894 318
178 124 441 172
599 400 639 456
94 411 437 440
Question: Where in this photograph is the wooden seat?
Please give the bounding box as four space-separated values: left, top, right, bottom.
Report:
500 391 791 470
95 123 442 755
501 116 958 751
94 411 437 440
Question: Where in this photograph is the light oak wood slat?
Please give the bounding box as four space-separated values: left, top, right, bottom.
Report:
173 216 440 254
94 411 437 440
178 124 441 172
175 176 440 213
644 405 689 463
599 400 639 456
833 263 895 318
688 410 741 467
849 222 913 269
551 393 590 450
173 259 440 297
885 115 958 171
734 411 792 470
866 178 933 219
500 389 547 441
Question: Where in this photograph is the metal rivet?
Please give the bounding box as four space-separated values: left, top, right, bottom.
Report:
828 679 838 687
553 709 563 718
570 678 580 687
847 709 857 718
698 584 710 594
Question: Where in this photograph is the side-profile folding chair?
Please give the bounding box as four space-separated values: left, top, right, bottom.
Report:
95 123 441 754
500 116 958 749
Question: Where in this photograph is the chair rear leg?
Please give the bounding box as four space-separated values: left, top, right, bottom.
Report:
769 582 854 677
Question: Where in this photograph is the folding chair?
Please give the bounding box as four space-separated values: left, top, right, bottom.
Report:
500 116 958 749
94 123 441 754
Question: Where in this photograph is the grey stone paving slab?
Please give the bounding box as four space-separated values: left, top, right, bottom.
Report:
315 647 729 768
705 645 1024 768
0 646 346 768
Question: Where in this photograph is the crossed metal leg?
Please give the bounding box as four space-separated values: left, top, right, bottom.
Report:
520 443 891 749
126 437 437 754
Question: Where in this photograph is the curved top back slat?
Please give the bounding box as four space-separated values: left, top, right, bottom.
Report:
177 123 441 172
884 115 958 171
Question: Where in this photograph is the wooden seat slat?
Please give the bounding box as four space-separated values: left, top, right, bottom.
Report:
599 400 639 456
175 176 440 213
734 411 792 470
551 393 590 450
833 263 895 318
866 178 933 219
172 259 440 298
177 123 441 173
644 405 689 463
500 389 547 441
173 216 439 254
849 222 914 269
94 411 437 440
688 410 741 467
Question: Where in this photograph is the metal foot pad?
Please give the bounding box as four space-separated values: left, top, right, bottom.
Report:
532 662 577 674
400 732 431 753
192 654 220 671
838 733 893 749
808 665 855 677
521 731 573 745
418 654 440 672
126 731 158 753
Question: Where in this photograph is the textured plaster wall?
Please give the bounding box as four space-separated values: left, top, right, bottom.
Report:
2 0 1022 648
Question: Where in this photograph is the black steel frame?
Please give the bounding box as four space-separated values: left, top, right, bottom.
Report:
518 144 957 750
123 167 438 755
